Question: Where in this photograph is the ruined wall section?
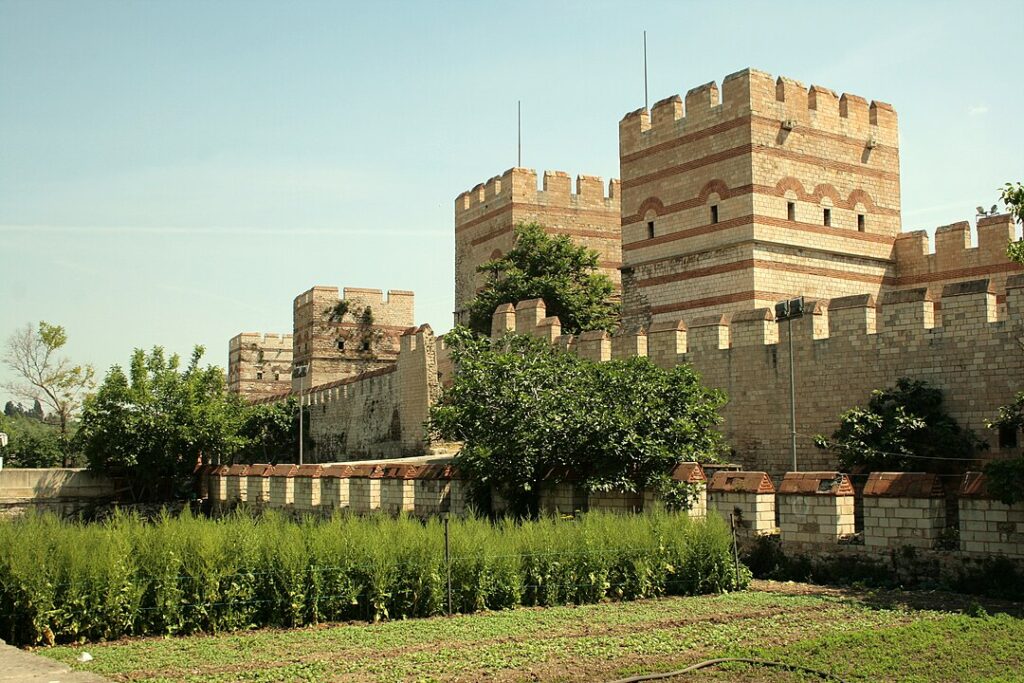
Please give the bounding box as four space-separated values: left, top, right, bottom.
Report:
619 68 900 328
228 332 293 401
454 167 621 325
307 325 439 462
292 286 415 391
495 276 1024 476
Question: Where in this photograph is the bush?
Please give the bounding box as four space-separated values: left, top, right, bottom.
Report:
0 509 746 645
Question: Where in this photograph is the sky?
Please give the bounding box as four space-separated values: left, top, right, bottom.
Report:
1 0 1021 403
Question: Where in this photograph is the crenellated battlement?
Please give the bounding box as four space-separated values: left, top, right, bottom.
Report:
229 332 293 351
893 214 1021 295
499 278 1014 354
620 67 898 157
455 167 620 222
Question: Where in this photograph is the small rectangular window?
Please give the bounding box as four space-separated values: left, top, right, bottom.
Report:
360 341 371 352
337 340 345 351
999 424 1018 449
710 205 719 224
857 214 865 232
274 372 280 381
787 202 796 221
647 221 655 239
256 371 263 380
823 208 832 227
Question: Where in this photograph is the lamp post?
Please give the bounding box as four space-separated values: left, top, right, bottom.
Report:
774 297 805 472
293 364 309 465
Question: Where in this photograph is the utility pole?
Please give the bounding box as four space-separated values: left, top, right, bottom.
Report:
293 364 309 465
774 297 804 472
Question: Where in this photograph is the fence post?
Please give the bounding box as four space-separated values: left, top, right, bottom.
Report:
443 513 452 616
729 512 740 588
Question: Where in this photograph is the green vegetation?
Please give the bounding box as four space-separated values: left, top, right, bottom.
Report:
37 584 1024 682
430 328 726 516
466 222 619 336
0 409 77 467
2 321 95 466
0 509 744 646
814 377 985 473
77 347 247 499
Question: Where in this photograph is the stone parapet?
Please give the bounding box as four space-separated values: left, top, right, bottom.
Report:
862 472 946 549
777 472 855 543
958 472 1024 557
707 471 776 534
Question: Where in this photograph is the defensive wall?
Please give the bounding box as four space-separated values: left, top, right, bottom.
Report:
0 468 119 518
199 465 1024 581
303 324 441 462
227 332 293 401
454 167 622 325
492 274 1024 475
293 286 415 391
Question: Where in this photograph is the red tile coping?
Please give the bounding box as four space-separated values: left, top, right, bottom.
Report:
863 472 944 498
381 464 424 480
269 464 298 477
708 471 775 494
778 471 854 496
321 464 357 478
295 464 324 478
670 462 706 484
958 471 992 499
210 465 230 476
225 464 250 476
248 464 274 477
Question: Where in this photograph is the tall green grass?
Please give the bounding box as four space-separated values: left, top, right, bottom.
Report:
0 509 747 645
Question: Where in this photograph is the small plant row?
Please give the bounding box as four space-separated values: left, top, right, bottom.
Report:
0 509 747 646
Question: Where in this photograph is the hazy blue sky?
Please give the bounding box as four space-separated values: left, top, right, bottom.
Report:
1 0 1021 401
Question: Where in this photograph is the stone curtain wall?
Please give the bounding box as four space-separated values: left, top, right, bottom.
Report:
306 324 439 462
0 468 118 518
454 167 622 325
493 277 1024 475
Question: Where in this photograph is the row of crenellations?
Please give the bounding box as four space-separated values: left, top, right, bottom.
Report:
619 68 899 155
492 276 1024 359
455 167 620 215
895 215 1019 272
228 332 294 350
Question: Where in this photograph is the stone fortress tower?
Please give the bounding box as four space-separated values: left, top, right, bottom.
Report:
227 333 293 401
291 286 415 391
618 68 901 325
454 167 622 325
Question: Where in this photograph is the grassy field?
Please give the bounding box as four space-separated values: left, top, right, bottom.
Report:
36 580 1024 683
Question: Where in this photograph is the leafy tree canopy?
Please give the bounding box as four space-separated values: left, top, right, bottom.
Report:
236 396 305 464
77 346 247 499
0 412 71 467
466 223 619 336
3 322 95 466
815 377 986 474
429 327 726 517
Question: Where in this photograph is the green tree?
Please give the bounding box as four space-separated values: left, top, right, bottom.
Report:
429 327 726 517
236 397 307 464
987 181 1024 503
3 322 95 466
466 223 619 337
77 346 246 499
1001 182 1024 263
815 378 986 473
0 412 67 467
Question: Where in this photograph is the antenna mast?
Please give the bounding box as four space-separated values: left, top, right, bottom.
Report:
517 99 521 167
643 30 648 110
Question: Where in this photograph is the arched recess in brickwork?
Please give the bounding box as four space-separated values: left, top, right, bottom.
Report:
774 177 806 198
812 183 843 207
636 196 665 220
773 176 879 214
697 179 731 204
490 249 503 260
846 189 878 213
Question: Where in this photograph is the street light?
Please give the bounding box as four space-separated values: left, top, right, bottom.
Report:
292 364 310 465
775 296 804 472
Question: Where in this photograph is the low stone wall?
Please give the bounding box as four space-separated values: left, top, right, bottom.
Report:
707 470 776 535
0 468 119 518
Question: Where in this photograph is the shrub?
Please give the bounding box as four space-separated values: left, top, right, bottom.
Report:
0 509 746 645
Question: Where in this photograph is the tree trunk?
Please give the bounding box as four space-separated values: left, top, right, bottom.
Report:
59 412 69 468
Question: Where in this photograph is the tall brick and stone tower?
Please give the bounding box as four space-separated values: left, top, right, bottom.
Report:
453 167 622 325
292 286 414 390
227 333 293 401
618 68 901 326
